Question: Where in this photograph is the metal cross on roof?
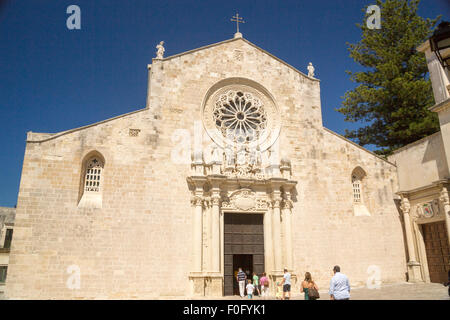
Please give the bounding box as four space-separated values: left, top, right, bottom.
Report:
231 13 245 34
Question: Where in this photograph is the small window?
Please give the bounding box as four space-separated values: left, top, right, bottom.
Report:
78 152 105 209
0 266 7 283
352 175 362 203
3 228 13 249
351 167 366 204
84 158 103 193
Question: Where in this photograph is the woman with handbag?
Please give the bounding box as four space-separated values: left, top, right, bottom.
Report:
301 272 320 300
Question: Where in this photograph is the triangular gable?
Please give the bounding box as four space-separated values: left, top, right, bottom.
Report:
157 37 319 82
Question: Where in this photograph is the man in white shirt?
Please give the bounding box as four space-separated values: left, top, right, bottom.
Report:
329 265 350 300
280 268 291 300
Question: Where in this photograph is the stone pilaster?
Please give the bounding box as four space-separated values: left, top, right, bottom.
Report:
282 181 296 271
203 197 212 271
439 185 450 246
192 195 204 272
263 203 274 278
282 199 293 270
400 195 422 282
272 196 282 273
189 177 207 274
211 195 221 272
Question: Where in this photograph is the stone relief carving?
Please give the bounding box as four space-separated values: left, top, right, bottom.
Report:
221 146 265 180
413 200 440 219
190 195 203 207
282 199 293 210
221 189 268 212
400 196 410 213
233 50 244 61
440 187 449 206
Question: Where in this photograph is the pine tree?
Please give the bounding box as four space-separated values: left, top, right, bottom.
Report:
337 0 441 155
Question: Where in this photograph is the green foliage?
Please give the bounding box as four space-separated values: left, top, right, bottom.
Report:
336 0 441 155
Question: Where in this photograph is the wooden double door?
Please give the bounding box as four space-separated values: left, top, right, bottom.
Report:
422 221 449 283
223 213 264 296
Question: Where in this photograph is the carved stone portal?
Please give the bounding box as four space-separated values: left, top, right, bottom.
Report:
186 150 297 296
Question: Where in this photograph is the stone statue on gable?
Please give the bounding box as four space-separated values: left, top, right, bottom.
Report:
307 62 315 78
156 41 165 59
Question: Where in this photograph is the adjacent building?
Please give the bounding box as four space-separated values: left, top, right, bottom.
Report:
0 207 15 295
386 39 450 284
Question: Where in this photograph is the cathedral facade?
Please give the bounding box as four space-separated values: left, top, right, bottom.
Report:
5 35 409 299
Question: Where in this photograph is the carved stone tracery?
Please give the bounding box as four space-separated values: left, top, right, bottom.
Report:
202 81 281 152
213 90 267 143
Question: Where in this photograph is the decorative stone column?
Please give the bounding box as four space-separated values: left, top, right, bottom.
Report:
439 185 450 246
264 202 274 278
201 175 225 297
192 194 204 272
400 195 422 282
282 199 293 270
272 196 283 272
188 175 207 296
203 197 212 271
268 178 289 290
282 181 295 271
211 196 221 272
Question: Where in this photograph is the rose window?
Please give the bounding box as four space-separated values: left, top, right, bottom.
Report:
212 91 267 143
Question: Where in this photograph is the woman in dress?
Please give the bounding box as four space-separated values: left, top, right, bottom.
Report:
300 272 319 300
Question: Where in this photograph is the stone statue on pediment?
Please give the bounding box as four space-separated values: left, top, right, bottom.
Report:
307 62 315 78
156 41 165 59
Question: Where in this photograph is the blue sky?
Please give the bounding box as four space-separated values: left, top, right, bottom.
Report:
0 0 449 207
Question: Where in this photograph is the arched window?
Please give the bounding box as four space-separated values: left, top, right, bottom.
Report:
78 152 105 208
351 167 370 216
84 157 103 192
351 167 366 204
352 175 362 203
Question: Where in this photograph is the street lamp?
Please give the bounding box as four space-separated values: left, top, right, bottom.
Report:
430 21 450 70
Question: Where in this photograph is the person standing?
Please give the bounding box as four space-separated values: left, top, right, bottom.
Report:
236 268 247 298
252 272 260 296
329 265 350 300
259 272 269 299
301 272 319 300
246 279 255 299
280 268 291 300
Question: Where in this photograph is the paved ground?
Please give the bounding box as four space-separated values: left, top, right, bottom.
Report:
0 282 448 300
215 282 449 300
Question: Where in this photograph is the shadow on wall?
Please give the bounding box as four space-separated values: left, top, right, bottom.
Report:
422 133 449 179
393 198 409 282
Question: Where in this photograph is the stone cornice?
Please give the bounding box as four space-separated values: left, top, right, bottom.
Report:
396 179 450 197
416 40 430 53
187 174 297 194
389 131 442 155
429 97 450 113
26 108 148 143
322 127 396 166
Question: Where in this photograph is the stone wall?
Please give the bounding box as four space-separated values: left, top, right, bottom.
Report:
388 132 449 192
